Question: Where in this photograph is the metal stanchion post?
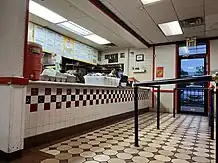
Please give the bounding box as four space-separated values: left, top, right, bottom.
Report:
157 86 160 130
216 82 218 161
173 88 176 118
210 88 214 140
209 89 211 127
213 72 218 162
134 86 139 147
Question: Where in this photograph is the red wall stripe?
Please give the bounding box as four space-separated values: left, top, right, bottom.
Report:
0 77 29 85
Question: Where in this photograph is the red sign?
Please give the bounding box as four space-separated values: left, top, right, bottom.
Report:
156 67 164 78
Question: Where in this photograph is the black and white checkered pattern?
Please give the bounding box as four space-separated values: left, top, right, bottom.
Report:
26 87 149 112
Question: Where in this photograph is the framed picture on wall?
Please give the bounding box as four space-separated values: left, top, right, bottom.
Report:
136 54 144 62
120 53 125 58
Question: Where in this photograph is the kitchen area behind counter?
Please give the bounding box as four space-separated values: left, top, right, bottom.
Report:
24 81 151 148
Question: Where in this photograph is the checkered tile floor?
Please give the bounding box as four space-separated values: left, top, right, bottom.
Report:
40 113 216 163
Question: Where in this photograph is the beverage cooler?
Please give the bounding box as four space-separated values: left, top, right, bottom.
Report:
24 42 43 80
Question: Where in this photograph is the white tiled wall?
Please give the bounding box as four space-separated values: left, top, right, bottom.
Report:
24 84 151 138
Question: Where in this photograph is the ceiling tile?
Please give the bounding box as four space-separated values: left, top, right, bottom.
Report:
206 22 218 31
205 0 218 16
33 0 87 20
185 31 205 38
206 30 218 37
176 6 204 20
68 0 149 47
145 0 177 24
102 0 167 43
183 25 205 35
172 0 203 9
205 14 218 23
167 35 185 42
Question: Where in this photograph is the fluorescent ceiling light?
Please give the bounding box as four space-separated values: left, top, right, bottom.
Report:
58 21 93 36
58 22 111 45
84 34 111 45
158 21 183 36
29 0 67 23
140 0 162 5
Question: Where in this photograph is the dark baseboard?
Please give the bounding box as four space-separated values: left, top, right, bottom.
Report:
24 107 149 149
0 149 23 162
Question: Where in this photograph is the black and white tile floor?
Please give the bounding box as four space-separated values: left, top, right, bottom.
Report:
40 113 216 163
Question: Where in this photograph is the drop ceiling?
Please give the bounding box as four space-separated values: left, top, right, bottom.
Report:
30 0 218 50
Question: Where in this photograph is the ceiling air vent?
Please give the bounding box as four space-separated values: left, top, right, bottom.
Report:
180 17 204 28
104 43 117 47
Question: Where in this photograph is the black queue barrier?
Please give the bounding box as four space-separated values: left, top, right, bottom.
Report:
134 86 139 147
173 88 176 118
134 75 216 149
210 88 214 140
157 86 160 130
216 83 218 162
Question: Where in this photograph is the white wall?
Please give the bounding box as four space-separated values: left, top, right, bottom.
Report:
0 0 27 77
154 44 176 89
154 45 176 112
129 48 153 81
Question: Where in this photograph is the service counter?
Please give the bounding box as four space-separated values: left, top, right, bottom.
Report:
24 81 151 141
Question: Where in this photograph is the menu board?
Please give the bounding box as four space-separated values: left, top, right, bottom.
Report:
54 33 64 63
33 25 46 49
63 37 74 59
30 22 98 65
74 42 98 65
45 30 55 53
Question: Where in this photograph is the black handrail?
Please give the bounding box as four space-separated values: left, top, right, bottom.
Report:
216 83 218 161
134 86 139 147
210 88 214 140
134 75 213 87
157 86 160 130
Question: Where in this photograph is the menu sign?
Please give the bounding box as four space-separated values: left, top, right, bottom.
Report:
33 25 46 50
63 37 74 59
30 22 98 65
74 42 98 65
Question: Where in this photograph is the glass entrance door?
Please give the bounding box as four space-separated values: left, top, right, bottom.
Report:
178 57 207 115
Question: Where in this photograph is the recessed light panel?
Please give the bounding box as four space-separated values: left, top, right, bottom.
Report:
29 0 67 23
58 21 93 36
84 34 111 45
158 21 183 36
140 0 162 5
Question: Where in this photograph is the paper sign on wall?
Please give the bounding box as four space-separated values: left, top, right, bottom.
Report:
156 67 164 78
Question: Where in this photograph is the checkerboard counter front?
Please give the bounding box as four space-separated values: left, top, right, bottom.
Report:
25 82 151 138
